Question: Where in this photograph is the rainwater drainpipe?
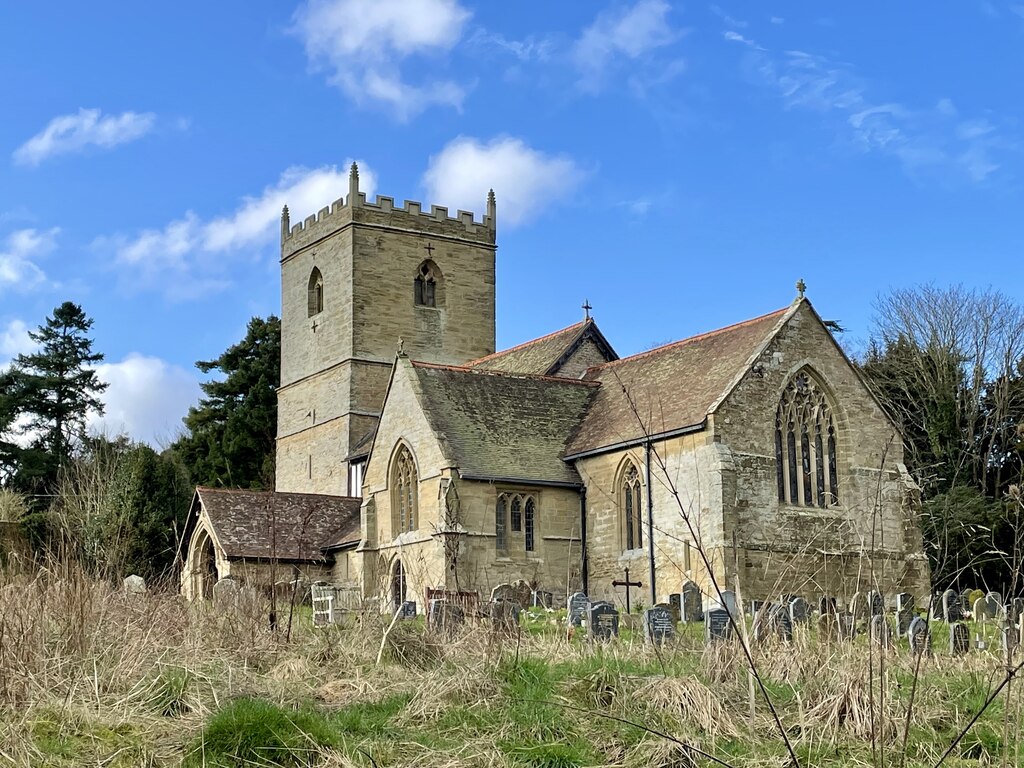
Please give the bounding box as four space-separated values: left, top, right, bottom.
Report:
646 439 656 606
579 486 589 595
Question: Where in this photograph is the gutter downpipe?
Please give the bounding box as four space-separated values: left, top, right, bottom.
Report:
579 486 589 595
646 439 656 606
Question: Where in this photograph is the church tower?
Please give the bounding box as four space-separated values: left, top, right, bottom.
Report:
275 163 497 495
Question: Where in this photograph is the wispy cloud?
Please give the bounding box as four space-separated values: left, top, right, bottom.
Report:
573 0 683 92
725 34 1014 183
422 137 584 227
96 163 377 300
0 227 58 294
0 319 36 368
290 0 471 120
13 108 155 167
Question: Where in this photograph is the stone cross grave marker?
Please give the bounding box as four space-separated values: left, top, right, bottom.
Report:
643 604 676 644
568 592 590 627
705 607 733 644
588 601 619 641
942 589 962 622
950 621 970 656
870 615 894 649
789 596 809 624
908 616 930 655
681 581 703 623
667 593 682 623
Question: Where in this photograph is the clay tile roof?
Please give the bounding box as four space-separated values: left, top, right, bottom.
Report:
197 487 361 561
467 320 591 375
566 306 790 456
410 363 599 486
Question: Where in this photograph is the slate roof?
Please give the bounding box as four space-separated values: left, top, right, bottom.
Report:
196 487 361 561
467 319 616 376
566 306 791 457
409 362 599 486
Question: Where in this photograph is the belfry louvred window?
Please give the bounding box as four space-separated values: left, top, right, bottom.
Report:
775 370 839 508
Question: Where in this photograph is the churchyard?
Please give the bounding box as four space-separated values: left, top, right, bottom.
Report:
3 567 1024 767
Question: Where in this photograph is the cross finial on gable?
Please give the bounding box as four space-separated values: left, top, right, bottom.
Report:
582 299 592 321
796 279 807 299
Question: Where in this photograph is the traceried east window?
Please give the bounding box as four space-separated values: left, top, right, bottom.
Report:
391 445 418 534
308 267 324 317
621 462 644 551
495 492 537 554
775 370 839 508
414 261 438 308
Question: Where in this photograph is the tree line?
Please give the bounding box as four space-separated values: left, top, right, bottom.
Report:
0 302 279 581
1 286 1022 589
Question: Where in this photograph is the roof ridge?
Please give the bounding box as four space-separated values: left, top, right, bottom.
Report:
465 319 589 367
197 486 361 502
412 359 601 386
586 306 789 373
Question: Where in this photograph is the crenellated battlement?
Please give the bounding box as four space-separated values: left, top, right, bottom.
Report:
281 163 496 257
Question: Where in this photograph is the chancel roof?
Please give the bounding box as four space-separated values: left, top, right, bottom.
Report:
565 305 792 457
467 318 617 376
409 362 599 486
195 487 361 561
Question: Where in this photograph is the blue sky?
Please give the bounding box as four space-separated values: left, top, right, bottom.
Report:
2 1 1022 447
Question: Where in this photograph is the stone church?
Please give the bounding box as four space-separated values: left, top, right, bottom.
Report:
180 163 930 608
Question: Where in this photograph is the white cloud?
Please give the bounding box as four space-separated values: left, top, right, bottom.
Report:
0 319 36 368
13 108 155 166
0 227 58 294
98 163 376 299
422 137 584 228
291 0 470 120
88 354 201 447
573 0 679 90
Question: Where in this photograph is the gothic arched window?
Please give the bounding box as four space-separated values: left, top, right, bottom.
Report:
414 261 440 308
621 461 644 551
391 445 418 534
308 267 324 317
775 371 839 508
495 492 537 554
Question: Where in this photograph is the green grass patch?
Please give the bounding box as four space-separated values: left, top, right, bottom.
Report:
333 693 411 737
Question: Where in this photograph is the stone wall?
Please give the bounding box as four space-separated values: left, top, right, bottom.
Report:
558 337 614 378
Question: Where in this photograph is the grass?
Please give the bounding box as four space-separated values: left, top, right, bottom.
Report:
3 567 1024 767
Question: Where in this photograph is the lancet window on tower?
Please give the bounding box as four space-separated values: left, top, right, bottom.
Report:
307 267 324 317
414 261 439 308
391 445 418 534
775 370 839 508
621 461 644 551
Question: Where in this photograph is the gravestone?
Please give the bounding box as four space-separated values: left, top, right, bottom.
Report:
643 604 676 644
490 598 521 633
974 596 993 621
705 607 733 644
942 589 963 622
961 589 973 614
588 602 619 641
896 593 914 612
719 590 738 620
667 593 682 623
123 574 146 595
870 615 894 649
869 590 885 617
908 616 930 655
510 580 533 610
950 622 970 656
428 599 464 635
400 600 417 619
896 593 915 634
568 592 590 627
986 592 1003 618
789 596 809 624
491 583 514 602
818 596 838 616
850 592 865 622
749 599 766 618
213 577 239 610
681 581 703 622
929 594 943 621
754 603 792 644
532 590 553 609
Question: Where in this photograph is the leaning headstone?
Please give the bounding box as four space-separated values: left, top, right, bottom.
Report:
568 592 590 627
588 602 619 641
681 581 703 622
789 596 809 624
908 616 930 655
705 607 733 644
871 615 894 649
643 604 676 644
942 589 962 622
490 599 521 634
950 622 970 656
400 600 417 619
667 593 682 623
490 583 514 602
123 574 146 595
